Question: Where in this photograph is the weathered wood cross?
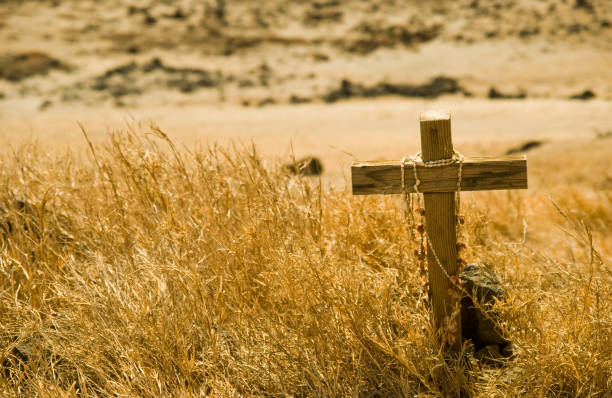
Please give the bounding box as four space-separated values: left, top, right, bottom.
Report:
351 110 527 351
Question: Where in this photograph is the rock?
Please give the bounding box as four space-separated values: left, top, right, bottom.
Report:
252 63 273 87
566 23 588 34
162 8 187 19
312 53 329 62
474 344 503 365
3 335 68 387
488 87 526 99
1 197 75 250
460 263 509 350
0 52 69 82
127 6 145 16
500 342 515 358
87 58 219 100
257 98 276 107
213 0 227 24
143 13 157 25
342 19 441 54
574 0 594 12
304 0 342 26
0 198 36 238
322 79 354 102
304 9 343 26
322 76 468 103
289 95 311 104
285 157 323 176
570 90 595 100
518 27 540 38
238 79 255 88
39 99 53 110
12 342 33 363
313 1 340 9
595 130 612 140
471 341 515 366
2 340 34 380
505 140 543 155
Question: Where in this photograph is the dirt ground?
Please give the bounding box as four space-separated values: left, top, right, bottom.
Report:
0 0 611 189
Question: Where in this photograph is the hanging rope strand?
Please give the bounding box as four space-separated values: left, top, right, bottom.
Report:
400 151 465 283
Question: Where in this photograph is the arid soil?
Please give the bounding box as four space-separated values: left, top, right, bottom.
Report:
0 0 611 186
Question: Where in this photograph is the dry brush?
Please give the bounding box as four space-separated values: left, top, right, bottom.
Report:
0 126 610 396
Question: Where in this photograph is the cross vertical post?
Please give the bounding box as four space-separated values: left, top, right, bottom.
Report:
420 110 461 350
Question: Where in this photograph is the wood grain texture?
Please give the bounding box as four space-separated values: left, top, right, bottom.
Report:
351 156 527 195
420 111 462 351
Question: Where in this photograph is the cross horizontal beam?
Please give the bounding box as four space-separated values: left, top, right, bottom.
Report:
352 155 527 195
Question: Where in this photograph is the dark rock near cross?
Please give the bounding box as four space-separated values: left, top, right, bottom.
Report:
460 263 513 360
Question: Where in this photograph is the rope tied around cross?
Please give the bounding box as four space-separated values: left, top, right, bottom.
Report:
400 150 464 194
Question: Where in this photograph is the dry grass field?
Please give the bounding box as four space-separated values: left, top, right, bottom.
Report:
0 125 610 396
1 0 612 396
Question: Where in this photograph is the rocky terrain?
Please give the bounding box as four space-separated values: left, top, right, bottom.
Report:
0 0 610 108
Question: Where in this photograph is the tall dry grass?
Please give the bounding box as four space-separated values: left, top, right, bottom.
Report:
0 125 610 397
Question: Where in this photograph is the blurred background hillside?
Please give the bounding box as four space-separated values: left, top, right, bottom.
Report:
0 0 610 185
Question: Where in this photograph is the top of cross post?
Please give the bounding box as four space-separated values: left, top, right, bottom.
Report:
420 110 453 162
420 110 451 122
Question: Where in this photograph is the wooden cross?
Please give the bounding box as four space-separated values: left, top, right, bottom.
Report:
351 110 527 351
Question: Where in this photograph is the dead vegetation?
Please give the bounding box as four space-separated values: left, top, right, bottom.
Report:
89 58 220 97
322 76 468 103
0 127 610 396
340 18 441 54
0 52 69 82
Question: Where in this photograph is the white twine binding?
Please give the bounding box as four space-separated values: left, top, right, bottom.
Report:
400 151 463 194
